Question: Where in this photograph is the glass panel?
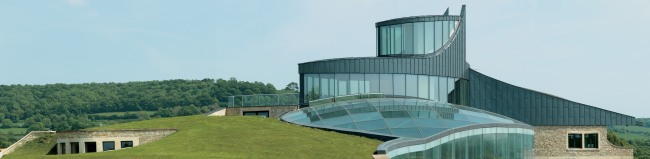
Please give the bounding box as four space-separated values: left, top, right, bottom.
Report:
120 141 134 148
380 74 393 95
496 133 508 158
393 74 406 96
394 25 402 54
350 112 383 122
102 141 115 151
320 74 334 98
391 128 421 138
356 119 388 130
439 77 448 103
447 78 455 104
454 137 467 159
403 23 414 54
425 22 434 53
418 75 428 99
442 21 449 45
483 132 496 159
350 74 364 94
406 74 417 97
585 134 598 148
366 74 380 93
312 75 320 101
414 22 424 54
568 133 582 148
434 21 442 52
380 27 388 55
429 76 438 101
468 134 482 159
441 138 452 159
305 75 312 101
336 74 349 97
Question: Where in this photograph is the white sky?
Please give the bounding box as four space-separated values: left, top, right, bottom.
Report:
1 0 648 117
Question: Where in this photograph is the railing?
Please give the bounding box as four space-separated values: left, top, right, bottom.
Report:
308 93 385 106
227 93 299 107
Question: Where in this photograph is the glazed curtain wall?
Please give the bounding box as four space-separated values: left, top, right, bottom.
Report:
469 69 636 126
388 127 534 159
379 21 459 56
303 73 468 105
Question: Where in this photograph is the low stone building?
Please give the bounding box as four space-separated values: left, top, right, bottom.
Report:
55 129 176 155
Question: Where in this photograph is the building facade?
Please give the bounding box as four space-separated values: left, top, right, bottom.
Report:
284 5 635 159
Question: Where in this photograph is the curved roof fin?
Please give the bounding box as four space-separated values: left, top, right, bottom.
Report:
443 7 449 16
460 5 466 17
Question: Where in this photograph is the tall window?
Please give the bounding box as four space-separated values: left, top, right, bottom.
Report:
568 134 582 148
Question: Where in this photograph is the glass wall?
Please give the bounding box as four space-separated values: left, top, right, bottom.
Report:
389 127 535 159
378 21 460 56
303 73 469 105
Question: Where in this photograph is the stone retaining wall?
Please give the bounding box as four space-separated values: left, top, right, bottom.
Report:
225 106 297 118
534 126 633 159
57 129 177 145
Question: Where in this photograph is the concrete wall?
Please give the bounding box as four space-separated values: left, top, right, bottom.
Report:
225 106 297 118
206 107 227 116
56 129 176 155
0 131 55 158
534 126 633 159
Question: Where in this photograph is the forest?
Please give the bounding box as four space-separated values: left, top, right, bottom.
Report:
0 78 297 147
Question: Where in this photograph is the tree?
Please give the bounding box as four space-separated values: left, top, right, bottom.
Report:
1 119 13 128
283 82 299 92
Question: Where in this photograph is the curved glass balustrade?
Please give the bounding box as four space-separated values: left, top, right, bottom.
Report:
281 98 522 138
302 74 469 106
385 127 534 159
378 21 460 56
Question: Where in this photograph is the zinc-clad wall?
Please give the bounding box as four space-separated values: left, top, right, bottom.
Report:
298 15 469 105
468 69 636 126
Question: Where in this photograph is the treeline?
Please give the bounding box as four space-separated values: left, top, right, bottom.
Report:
0 78 282 130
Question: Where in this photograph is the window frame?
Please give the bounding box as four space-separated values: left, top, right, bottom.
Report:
567 131 600 150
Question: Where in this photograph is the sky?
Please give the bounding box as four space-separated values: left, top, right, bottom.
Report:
1 0 649 117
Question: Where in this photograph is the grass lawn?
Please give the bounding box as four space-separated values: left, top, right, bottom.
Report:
3 115 382 159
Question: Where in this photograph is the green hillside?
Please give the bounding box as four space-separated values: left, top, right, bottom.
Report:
3 115 382 159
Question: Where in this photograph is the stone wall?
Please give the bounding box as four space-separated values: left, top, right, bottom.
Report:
0 131 55 158
57 129 176 145
224 106 298 118
534 126 633 159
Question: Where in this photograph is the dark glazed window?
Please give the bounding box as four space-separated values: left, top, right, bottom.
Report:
568 134 582 148
103 141 115 151
380 27 389 55
120 141 134 148
585 134 598 148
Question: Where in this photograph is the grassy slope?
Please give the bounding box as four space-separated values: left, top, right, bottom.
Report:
4 115 382 159
611 125 650 140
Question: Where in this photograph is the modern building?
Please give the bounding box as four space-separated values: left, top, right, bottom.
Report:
283 5 636 159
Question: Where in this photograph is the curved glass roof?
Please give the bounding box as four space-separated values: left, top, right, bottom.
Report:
281 98 524 138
